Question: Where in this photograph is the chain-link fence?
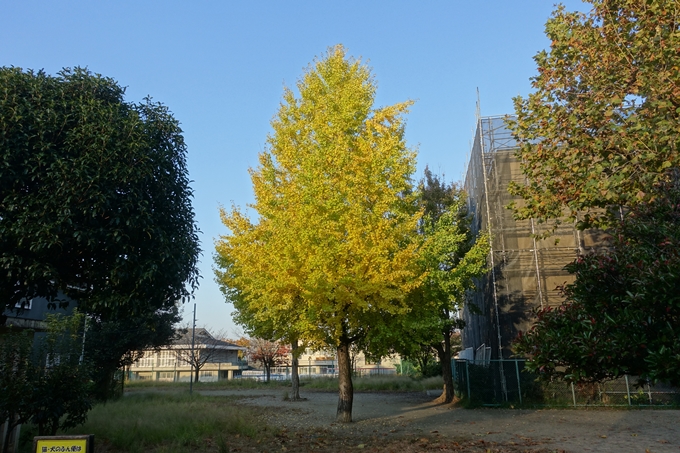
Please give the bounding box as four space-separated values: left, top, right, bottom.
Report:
453 359 680 407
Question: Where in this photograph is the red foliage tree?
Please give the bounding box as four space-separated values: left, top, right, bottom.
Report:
247 339 290 382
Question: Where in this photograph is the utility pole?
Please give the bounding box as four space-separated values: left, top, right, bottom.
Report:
189 302 196 395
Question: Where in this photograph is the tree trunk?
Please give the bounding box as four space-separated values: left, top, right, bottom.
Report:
418 355 428 375
194 364 201 383
435 333 454 403
336 342 353 422
2 418 19 453
49 418 59 436
265 362 271 382
290 339 301 400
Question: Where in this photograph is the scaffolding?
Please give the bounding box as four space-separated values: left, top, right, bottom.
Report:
462 115 600 359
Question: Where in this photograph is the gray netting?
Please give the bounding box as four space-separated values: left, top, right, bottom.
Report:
462 116 601 359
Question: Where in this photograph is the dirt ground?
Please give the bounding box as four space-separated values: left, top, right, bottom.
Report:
200 388 680 453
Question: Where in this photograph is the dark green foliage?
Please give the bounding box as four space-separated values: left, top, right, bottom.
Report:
516 175 680 386
388 168 488 401
419 166 459 226
85 305 182 400
418 359 443 378
0 67 200 322
0 313 93 448
0 329 35 452
32 312 93 436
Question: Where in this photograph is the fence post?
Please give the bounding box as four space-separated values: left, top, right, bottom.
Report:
514 360 522 405
646 381 653 405
571 382 577 407
465 360 471 401
625 375 631 406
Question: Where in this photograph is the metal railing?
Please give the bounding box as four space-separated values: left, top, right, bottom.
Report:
452 359 680 407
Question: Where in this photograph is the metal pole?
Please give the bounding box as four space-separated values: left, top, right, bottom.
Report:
465 360 471 401
515 360 522 405
530 218 544 308
571 382 577 407
190 302 196 395
476 113 508 403
80 315 88 364
625 375 631 406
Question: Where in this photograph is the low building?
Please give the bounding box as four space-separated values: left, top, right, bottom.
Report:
274 348 400 377
2 293 76 333
128 328 247 382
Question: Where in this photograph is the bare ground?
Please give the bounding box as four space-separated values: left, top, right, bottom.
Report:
199 388 680 453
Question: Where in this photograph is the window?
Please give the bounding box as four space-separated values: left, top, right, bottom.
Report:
177 350 193 365
158 350 176 367
15 298 32 309
136 353 156 368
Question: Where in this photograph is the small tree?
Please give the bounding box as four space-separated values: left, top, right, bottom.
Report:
174 328 230 383
390 169 488 403
32 311 93 436
1 312 95 447
0 329 34 453
85 305 181 400
247 339 290 382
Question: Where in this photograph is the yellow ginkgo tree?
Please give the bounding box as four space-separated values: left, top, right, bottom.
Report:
215 45 422 422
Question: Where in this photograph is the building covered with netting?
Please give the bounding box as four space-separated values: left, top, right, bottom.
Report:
461 115 602 359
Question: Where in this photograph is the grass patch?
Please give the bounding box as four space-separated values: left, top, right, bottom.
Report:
126 375 444 393
303 374 443 392
126 378 290 391
20 392 274 453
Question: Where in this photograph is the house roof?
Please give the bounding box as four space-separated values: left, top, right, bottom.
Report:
172 328 245 351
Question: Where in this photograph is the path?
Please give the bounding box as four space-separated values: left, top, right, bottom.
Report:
200 388 680 452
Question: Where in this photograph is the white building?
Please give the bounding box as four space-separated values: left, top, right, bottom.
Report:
128 328 247 382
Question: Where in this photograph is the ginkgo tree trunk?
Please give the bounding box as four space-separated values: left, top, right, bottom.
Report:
215 45 422 423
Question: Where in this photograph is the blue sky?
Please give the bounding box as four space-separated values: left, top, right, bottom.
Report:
1 1 586 336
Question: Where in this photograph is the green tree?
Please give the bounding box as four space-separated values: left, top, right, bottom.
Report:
32 311 93 436
1 312 94 446
508 0 680 231
0 67 200 323
215 45 421 422
0 329 34 453
509 0 680 387
515 175 680 386
84 305 182 400
391 169 489 403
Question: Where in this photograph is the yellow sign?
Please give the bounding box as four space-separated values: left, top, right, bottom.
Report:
34 435 93 453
